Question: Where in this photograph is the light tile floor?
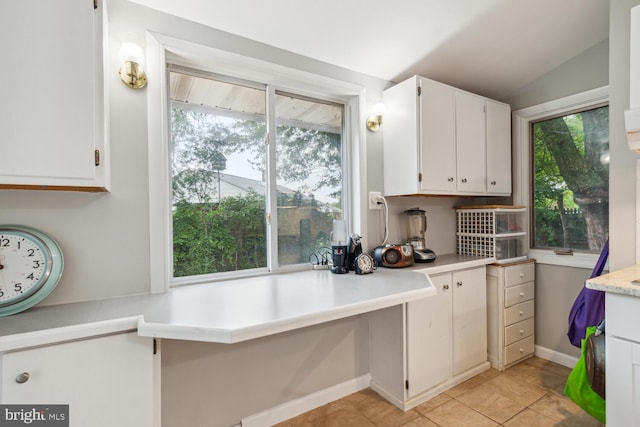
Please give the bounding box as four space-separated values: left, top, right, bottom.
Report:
274 357 605 427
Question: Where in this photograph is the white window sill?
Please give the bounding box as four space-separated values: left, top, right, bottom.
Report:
529 249 608 271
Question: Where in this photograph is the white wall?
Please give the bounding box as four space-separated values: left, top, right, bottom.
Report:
507 39 609 111
610 0 640 271
0 1 393 426
0 0 390 305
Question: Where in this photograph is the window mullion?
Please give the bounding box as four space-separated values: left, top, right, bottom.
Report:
265 85 278 271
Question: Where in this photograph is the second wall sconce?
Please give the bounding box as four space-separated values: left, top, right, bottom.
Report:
366 102 385 132
118 42 147 89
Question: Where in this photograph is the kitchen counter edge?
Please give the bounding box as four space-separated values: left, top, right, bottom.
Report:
586 264 640 297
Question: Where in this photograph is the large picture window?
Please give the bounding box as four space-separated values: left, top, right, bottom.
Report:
169 69 345 280
531 105 609 253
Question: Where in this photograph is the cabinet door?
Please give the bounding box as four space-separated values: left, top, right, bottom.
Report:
0 0 106 190
455 92 486 193
607 336 640 427
452 267 487 375
418 78 457 193
486 100 511 195
1 333 154 427
406 274 452 397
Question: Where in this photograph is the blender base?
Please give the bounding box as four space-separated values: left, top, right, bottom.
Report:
414 248 436 262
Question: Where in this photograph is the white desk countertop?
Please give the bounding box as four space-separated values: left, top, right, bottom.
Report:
0 255 496 352
0 266 474 351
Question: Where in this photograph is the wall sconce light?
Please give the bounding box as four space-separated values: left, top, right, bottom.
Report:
366 102 385 132
118 42 147 89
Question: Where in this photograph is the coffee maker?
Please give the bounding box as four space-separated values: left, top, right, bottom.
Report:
331 220 349 274
404 208 436 262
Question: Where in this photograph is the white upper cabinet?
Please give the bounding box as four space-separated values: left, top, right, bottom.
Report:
419 79 457 193
455 91 487 194
486 100 512 195
0 0 108 191
382 76 511 197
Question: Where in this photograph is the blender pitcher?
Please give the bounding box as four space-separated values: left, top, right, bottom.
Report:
404 208 436 262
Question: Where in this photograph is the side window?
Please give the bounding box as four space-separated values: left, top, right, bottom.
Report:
531 105 609 253
169 69 345 281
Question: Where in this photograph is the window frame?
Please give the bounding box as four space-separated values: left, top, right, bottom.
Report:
512 86 609 268
146 32 365 291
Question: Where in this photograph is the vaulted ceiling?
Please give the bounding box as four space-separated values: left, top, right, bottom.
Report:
130 0 609 101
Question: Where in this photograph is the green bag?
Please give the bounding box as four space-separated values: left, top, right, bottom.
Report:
564 326 606 423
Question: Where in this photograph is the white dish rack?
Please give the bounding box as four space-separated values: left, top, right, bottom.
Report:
456 206 528 263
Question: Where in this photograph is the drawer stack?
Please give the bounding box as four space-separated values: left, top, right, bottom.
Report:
486 259 535 370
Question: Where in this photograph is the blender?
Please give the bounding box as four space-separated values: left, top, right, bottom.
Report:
404 208 436 262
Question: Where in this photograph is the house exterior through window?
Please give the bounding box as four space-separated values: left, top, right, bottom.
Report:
169 68 346 281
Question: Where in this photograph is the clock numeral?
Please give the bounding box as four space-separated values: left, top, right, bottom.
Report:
27 249 35 257
32 260 41 269
0 290 4 298
26 273 34 281
14 283 22 293
0 238 8 247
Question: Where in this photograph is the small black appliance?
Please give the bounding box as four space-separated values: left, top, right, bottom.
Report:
347 233 363 271
331 244 349 274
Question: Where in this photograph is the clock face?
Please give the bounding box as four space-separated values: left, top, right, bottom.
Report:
0 231 51 306
356 253 374 274
0 226 63 316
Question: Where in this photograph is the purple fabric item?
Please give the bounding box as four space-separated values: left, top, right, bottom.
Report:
567 239 609 348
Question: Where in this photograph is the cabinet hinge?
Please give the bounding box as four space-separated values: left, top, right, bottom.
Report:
94 0 98 10
417 87 422 96
153 338 157 355
405 379 409 390
94 149 100 167
266 213 271 224
418 173 422 182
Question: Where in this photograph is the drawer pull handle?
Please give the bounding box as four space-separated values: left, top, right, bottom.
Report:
461 178 468 183
456 281 463 287
519 292 525 297
519 273 524 278
519 329 524 335
519 311 524 316
15 372 29 384
519 348 524 354
448 177 454 182
443 284 449 290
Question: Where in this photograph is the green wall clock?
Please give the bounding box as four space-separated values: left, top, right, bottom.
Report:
0 225 64 317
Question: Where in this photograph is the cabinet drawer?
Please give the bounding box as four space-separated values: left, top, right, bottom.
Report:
504 300 534 326
504 263 535 287
505 318 535 346
505 282 534 307
504 335 535 366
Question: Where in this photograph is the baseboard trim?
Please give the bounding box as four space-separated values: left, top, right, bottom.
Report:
535 345 579 368
241 374 371 427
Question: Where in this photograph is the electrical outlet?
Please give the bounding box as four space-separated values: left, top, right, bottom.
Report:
368 191 383 210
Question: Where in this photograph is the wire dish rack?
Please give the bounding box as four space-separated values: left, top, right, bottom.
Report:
456 205 527 263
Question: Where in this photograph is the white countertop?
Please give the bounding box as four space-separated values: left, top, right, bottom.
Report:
407 253 496 275
0 255 497 351
0 267 442 351
586 264 640 297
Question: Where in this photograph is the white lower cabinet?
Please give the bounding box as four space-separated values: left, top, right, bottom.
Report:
606 336 640 426
605 292 640 426
370 266 489 410
0 332 156 427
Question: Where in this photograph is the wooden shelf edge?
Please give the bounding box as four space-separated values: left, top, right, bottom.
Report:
0 184 109 193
